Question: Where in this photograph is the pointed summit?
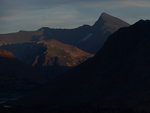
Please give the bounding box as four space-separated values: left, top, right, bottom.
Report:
101 12 112 18
98 12 127 23
93 12 130 33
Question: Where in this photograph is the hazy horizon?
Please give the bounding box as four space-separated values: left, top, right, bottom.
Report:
0 0 150 34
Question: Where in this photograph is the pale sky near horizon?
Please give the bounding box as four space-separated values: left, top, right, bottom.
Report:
0 0 150 34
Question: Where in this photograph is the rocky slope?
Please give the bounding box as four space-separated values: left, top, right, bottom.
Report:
1 40 93 77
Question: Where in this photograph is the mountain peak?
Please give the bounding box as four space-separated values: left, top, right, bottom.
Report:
98 12 129 24
101 12 112 18
92 12 130 32
100 12 121 21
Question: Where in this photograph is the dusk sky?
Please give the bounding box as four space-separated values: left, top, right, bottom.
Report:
0 0 150 34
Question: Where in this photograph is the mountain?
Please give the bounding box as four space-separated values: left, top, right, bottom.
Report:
32 40 93 78
93 12 129 33
33 40 93 67
77 12 130 53
0 40 93 78
0 49 47 102
0 12 129 53
7 20 150 113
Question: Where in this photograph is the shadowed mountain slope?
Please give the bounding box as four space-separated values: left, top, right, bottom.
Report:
32 40 93 77
0 40 93 77
38 40 93 67
0 49 47 100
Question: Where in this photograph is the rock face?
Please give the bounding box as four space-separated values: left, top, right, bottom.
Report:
0 12 129 53
34 40 93 67
32 40 93 77
9 20 150 112
0 49 47 99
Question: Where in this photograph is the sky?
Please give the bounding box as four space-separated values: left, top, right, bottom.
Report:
0 0 150 34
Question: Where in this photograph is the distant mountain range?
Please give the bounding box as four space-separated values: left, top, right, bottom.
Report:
0 12 129 53
8 20 150 113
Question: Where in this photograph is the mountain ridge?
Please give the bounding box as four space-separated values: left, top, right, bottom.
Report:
0 12 129 53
